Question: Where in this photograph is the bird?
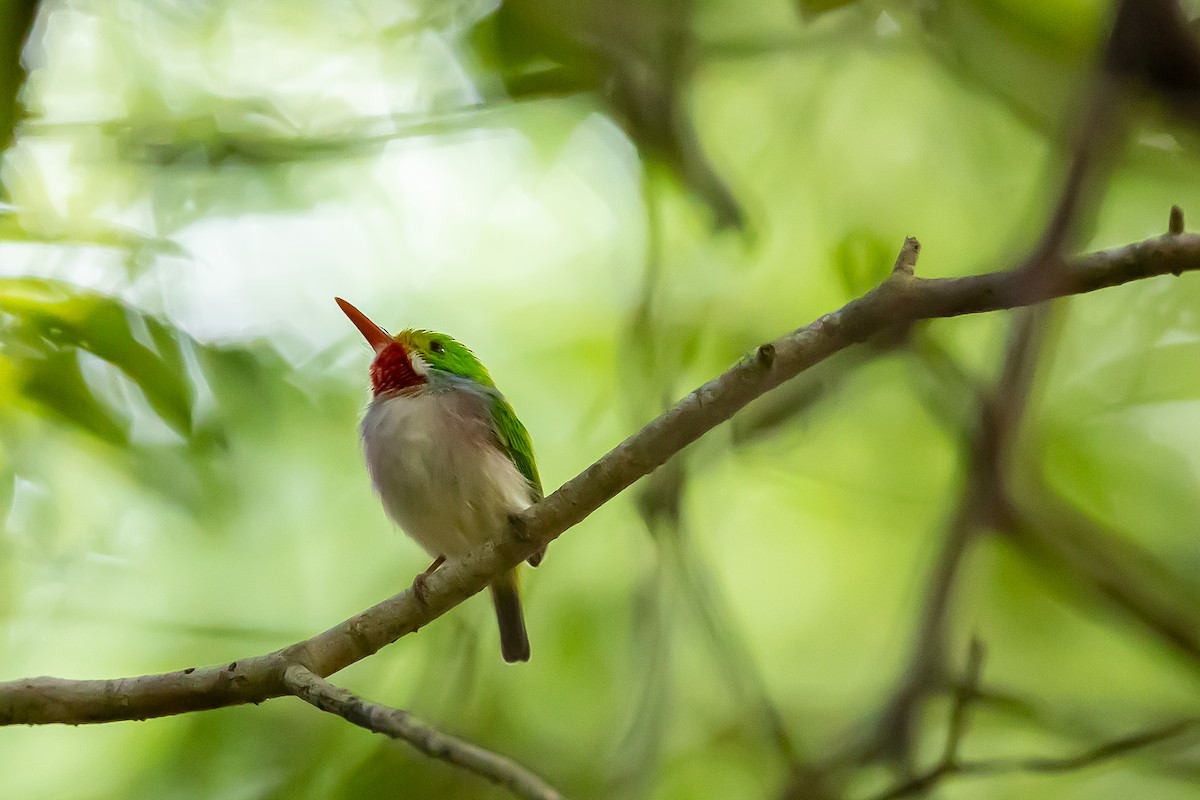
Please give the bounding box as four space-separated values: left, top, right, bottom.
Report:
336 297 544 663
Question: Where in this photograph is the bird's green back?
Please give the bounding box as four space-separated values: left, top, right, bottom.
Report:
489 396 543 499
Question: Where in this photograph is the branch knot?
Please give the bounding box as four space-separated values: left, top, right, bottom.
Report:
892 236 921 276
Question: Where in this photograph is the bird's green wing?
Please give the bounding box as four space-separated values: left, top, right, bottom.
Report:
489 394 543 500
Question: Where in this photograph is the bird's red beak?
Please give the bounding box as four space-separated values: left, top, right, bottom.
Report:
335 297 392 353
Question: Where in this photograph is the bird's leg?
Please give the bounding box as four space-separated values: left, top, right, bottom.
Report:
411 555 445 606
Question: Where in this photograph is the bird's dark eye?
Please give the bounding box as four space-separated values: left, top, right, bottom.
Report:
430 340 445 354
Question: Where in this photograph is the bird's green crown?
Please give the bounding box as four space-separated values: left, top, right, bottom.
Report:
396 329 495 386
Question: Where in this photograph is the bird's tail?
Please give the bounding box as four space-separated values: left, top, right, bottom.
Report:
489 569 530 663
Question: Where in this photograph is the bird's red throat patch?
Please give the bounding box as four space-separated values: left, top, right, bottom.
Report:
370 342 425 396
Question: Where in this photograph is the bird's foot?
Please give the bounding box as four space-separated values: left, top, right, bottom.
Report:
412 573 431 606
507 512 530 540
508 512 545 567
411 556 445 607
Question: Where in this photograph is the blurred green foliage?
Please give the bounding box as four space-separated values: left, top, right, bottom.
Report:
2 1 1200 799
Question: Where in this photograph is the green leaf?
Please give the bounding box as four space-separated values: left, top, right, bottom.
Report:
16 348 128 444
0 278 194 438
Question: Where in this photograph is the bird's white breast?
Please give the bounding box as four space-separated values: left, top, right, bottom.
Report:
361 389 532 560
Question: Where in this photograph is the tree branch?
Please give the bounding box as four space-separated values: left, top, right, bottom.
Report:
282 665 563 800
2 229 1200 727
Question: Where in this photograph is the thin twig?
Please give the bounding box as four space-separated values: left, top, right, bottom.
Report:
941 639 986 766
1169 205 1186 236
282 665 563 800
970 681 1200 783
961 719 1199 775
2 230 1200 726
872 718 1200 800
892 236 921 275
854 495 980 767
